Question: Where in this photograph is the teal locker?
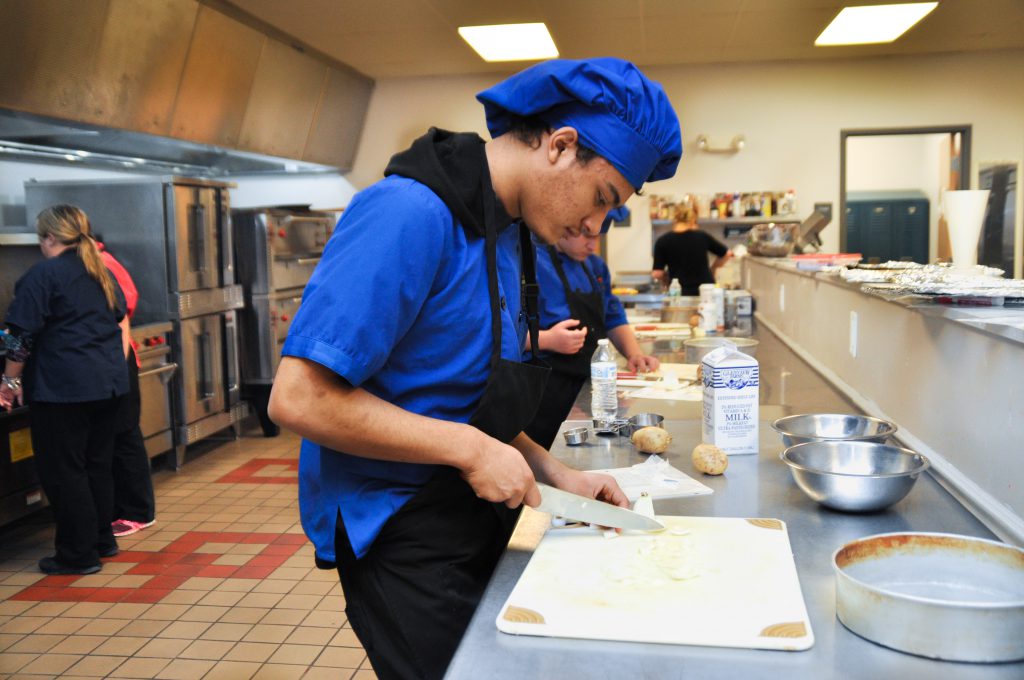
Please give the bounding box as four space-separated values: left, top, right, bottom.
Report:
847 190 929 264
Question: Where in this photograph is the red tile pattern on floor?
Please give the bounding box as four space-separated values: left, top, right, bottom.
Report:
215 458 299 484
10 532 307 604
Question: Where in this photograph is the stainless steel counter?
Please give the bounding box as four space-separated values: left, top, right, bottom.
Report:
744 257 1024 545
444 323 1024 679
746 256 1024 347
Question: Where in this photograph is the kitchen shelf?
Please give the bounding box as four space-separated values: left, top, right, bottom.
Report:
0 231 38 246
651 214 800 227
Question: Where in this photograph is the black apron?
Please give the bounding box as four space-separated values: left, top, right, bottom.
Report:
540 246 607 379
523 248 608 448
465 175 550 443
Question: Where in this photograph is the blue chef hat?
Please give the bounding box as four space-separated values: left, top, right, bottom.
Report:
601 205 630 234
477 58 682 189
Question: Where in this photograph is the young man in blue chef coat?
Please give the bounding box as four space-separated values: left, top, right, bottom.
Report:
525 206 660 449
269 58 681 680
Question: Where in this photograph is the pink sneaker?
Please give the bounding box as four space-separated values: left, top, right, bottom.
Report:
111 519 156 537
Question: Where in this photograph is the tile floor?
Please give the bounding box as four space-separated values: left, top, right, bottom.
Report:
0 426 375 680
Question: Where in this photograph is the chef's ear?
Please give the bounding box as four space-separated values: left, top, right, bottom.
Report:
547 127 579 162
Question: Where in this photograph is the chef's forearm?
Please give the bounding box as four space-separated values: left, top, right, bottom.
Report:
511 432 572 484
2 359 23 380
269 356 490 470
607 325 643 362
119 317 132 359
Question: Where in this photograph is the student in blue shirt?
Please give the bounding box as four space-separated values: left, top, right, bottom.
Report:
524 207 660 448
268 58 681 680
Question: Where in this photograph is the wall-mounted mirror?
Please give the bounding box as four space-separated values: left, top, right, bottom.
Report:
840 126 971 265
978 162 1017 278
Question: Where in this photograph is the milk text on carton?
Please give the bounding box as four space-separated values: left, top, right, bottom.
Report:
702 352 759 455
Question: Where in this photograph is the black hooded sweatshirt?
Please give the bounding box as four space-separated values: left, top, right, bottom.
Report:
384 127 514 238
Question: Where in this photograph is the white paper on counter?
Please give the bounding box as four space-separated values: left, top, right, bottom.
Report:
618 363 699 392
592 454 712 502
626 384 703 401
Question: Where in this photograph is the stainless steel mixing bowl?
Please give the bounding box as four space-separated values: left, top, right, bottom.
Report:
771 413 896 447
780 440 930 512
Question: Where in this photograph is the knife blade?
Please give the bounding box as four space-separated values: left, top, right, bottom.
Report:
534 484 664 531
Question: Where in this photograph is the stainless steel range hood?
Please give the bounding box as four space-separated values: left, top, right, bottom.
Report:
0 108 337 177
0 1 373 177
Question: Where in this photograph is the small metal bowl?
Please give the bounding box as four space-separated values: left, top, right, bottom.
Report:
562 427 589 446
771 413 897 447
780 440 930 512
621 412 665 437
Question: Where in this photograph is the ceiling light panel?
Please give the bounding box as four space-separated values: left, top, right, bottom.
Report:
815 2 938 46
458 23 559 62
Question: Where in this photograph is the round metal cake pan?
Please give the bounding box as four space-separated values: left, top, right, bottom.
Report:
832 532 1024 662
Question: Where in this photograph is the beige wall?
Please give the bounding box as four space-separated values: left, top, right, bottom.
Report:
348 49 1024 278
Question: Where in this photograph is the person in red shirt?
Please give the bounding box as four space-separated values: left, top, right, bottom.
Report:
97 240 156 537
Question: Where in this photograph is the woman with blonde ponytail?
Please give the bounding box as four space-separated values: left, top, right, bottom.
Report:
651 203 733 295
1 204 129 575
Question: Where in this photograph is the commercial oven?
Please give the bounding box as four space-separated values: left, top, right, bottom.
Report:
233 206 334 435
131 322 176 459
26 178 245 468
0 230 46 527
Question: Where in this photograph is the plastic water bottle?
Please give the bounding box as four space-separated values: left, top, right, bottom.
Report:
668 278 682 305
590 339 618 419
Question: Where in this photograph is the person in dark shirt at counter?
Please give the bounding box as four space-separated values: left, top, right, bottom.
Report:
652 203 732 295
524 206 659 449
0 205 129 576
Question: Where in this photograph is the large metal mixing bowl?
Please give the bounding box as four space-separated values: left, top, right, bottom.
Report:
780 440 930 512
746 222 798 257
771 413 896 447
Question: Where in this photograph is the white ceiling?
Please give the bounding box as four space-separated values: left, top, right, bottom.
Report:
225 0 1024 79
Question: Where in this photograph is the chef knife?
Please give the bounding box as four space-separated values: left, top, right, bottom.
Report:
534 483 664 531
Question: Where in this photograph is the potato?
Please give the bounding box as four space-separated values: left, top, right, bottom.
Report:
631 426 672 454
692 443 728 475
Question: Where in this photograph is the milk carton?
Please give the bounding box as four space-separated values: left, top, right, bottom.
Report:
702 342 759 455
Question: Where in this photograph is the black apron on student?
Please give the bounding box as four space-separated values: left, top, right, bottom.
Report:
332 150 549 680
524 246 608 449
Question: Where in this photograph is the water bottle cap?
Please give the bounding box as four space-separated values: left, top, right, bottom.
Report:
598 338 610 345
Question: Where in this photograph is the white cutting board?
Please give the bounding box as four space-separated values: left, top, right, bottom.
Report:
497 516 814 651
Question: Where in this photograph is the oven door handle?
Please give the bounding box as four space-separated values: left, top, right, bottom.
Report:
274 255 322 266
197 332 215 400
195 202 208 274
139 363 178 383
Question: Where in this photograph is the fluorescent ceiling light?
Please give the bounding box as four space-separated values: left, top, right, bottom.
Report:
815 2 938 46
458 23 558 62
